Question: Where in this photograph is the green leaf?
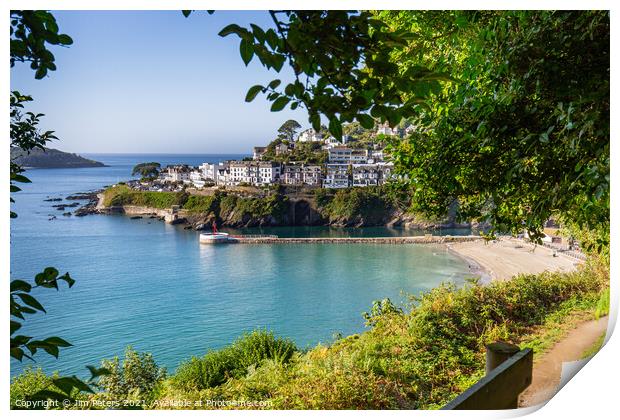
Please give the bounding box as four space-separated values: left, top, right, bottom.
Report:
43 267 60 279
44 336 73 347
53 377 93 395
11 173 31 183
19 306 36 315
329 118 343 140
310 113 321 131
37 342 60 358
58 273 75 287
10 320 22 335
239 39 254 66
87 365 112 381
52 377 76 395
17 293 46 313
268 79 281 89
57 34 73 45
11 347 24 361
218 23 245 38
11 335 32 345
270 96 290 112
11 280 32 293
34 67 47 79
272 55 286 72
357 114 375 129
181 10 192 18
265 29 279 49
245 85 263 102
250 24 266 43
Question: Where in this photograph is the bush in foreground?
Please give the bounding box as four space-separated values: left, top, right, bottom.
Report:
170 330 297 392
10 367 60 409
97 346 166 404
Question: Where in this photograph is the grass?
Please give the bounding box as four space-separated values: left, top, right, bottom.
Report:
581 332 606 359
182 195 218 214
102 185 187 209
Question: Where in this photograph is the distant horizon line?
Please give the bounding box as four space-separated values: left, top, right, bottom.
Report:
80 152 251 156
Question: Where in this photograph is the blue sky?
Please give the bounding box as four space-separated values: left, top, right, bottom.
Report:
10 11 310 154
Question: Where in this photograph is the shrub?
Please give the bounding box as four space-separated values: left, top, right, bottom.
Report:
171 331 297 392
97 346 166 402
10 367 59 409
318 186 395 224
595 287 610 319
182 195 218 214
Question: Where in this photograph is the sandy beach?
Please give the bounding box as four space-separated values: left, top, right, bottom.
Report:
448 238 581 282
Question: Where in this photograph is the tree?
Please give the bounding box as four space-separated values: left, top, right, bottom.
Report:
10 10 73 79
132 162 161 179
384 11 609 248
277 119 301 142
203 10 609 247
212 11 452 141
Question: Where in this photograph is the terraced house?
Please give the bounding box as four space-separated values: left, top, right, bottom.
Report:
282 163 323 186
352 162 394 187
222 161 282 186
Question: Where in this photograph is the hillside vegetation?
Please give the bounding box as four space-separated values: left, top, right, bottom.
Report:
10 147 105 168
102 185 291 226
101 184 414 227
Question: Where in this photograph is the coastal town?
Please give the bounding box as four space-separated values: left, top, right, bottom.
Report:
130 121 405 192
9 9 610 413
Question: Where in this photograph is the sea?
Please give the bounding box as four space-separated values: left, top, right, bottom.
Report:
10 153 474 376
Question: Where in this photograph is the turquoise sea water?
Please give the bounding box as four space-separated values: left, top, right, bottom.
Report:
10 154 473 376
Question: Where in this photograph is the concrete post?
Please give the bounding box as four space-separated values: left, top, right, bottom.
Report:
486 341 521 409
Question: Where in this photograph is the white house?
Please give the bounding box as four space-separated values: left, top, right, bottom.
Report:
352 164 380 187
283 163 322 186
189 170 206 188
328 146 368 164
352 162 394 187
350 149 369 164
376 122 395 136
323 163 350 188
297 128 322 142
327 146 352 163
257 161 282 185
224 161 281 186
253 146 267 160
164 165 191 183
199 162 224 183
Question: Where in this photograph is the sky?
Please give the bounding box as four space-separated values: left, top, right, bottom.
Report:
10 11 310 154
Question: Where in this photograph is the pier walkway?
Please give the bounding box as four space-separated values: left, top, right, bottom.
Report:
227 235 481 244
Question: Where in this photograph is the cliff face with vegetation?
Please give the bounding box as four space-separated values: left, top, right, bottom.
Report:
11 147 105 168
100 185 459 229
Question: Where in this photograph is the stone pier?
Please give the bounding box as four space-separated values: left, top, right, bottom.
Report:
228 235 481 245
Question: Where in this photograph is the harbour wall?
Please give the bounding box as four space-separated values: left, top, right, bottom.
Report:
228 235 482 245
